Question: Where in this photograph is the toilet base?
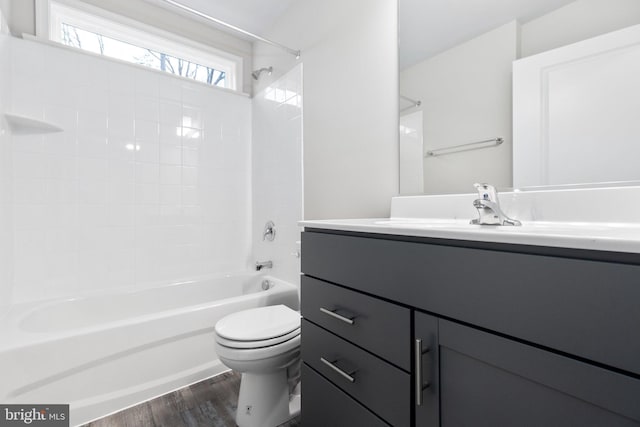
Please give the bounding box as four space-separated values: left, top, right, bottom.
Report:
236 371 297 427
288 385 301 418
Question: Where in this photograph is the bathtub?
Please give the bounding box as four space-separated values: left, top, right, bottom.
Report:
0 273 299 426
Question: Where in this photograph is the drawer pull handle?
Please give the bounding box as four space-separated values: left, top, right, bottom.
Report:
320 307 355 325
415 338 431 406
320 357 356 383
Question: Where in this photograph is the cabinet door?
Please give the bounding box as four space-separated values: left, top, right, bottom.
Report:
439 320 640 426
414 311 439 427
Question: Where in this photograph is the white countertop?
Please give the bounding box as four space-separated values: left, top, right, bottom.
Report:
299 218 640 254
300 185 640 254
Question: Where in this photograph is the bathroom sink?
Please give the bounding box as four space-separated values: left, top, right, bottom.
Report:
373 218 469 227
375 218 639 238
371 218 594 230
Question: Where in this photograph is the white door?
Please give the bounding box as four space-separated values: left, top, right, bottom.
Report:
513 24 640 188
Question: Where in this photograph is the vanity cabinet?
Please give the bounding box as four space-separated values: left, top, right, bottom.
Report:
300 229 640 426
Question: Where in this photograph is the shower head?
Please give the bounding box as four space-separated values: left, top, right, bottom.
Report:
252 66 273 80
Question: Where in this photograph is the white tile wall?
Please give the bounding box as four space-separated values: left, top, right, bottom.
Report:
3 37 252 304
252 64 303 286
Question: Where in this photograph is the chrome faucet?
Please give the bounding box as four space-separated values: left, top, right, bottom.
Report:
470 183 521 226
255 260 273 271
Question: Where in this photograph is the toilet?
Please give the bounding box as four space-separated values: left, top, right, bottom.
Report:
214 304 301 427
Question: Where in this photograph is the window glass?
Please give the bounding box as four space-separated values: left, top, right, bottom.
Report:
50 2 240 90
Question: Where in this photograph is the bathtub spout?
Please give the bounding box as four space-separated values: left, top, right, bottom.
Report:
255 260 273 271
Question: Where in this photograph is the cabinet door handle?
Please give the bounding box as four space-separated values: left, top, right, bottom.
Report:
415 338 431 406
320 307 355 325
320 357 356 383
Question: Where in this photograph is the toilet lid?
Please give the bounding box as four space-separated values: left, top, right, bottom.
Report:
215 305 301 342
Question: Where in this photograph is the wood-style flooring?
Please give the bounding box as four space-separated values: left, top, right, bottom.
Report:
83 372 301 427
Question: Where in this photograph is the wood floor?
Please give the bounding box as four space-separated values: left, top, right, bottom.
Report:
83 372 301 427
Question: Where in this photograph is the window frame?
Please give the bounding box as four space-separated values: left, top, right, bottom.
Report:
40 0 243 91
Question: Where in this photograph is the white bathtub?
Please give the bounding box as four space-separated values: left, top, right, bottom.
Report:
0 273 299 426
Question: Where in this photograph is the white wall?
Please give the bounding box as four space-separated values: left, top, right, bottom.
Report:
400 21 517 194
252 64 302 286
521 0 640 57
3 37 251 304
254 0 399 219
0 0 10 33
2 0 33 37
0 33 12 312
399 110 423 194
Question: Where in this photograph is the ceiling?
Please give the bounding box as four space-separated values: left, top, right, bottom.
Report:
148 0 298 36
399 0 576 69
149 0 576 69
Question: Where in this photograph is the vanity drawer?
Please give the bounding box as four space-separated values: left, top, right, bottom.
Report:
301 276 410 370
301 319 410 427
301 364 389 427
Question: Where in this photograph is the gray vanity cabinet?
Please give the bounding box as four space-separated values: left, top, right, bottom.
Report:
301 229 640 426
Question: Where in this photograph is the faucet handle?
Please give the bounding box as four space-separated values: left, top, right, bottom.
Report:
471 184 521 226
473 183 498 202
262 220 276 241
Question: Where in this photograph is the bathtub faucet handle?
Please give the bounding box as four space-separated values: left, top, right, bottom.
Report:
255 260 273 271
263 221 276 241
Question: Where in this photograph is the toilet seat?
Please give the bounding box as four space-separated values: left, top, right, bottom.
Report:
216 334 301 364
216 327 300 349
215 304 301 345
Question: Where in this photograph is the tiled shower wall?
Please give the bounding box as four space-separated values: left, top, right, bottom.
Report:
252 64 303 286
3 36 252 304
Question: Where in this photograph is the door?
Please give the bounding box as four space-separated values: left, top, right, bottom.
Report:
414 311 439 427
438 320 640 426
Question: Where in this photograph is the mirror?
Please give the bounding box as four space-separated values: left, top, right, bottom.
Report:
398 0 640 195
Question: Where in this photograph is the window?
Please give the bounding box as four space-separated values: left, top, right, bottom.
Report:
48 1 242 90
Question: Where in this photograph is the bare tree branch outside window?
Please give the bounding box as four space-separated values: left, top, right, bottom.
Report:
96 34 105 55
61 23 82 48
72 27 82 48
